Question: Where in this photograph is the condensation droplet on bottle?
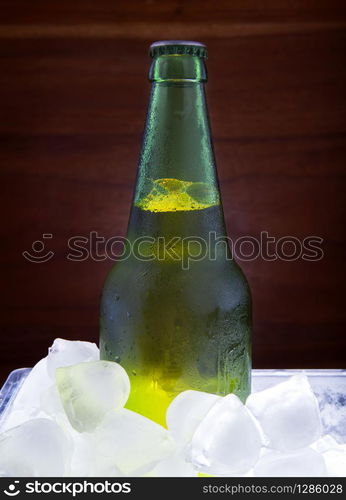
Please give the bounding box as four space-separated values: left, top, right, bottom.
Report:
132 370 137 376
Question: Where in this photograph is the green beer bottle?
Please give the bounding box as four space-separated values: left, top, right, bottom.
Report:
100 41 252 426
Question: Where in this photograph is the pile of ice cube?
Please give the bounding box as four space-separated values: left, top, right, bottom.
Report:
0 339 345 477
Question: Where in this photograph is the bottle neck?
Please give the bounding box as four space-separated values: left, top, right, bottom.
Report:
128 55 226 239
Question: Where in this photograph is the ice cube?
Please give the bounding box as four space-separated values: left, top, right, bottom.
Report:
323 449 346 477
56 360 130 432
246 374 322 451
93 462 124 477
39 384 74 433
166 390 220 450
311 434 340 453
0 418 71 477
1 408 46 433
92 408 175 476
39 398 106 477
67 431 100 477
254 447 327 477
1 339 99 432
145 453 197 477
190 394 262 475
47 338 99 378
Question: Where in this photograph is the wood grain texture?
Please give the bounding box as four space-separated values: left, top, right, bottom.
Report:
1 1 345 385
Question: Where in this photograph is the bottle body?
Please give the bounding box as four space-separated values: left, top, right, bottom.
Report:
100 204 251 425
100 43 252 426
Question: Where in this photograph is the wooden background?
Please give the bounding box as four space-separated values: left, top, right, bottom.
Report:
1 0 346 385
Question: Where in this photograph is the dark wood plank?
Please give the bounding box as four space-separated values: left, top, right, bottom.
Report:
1 0 346 25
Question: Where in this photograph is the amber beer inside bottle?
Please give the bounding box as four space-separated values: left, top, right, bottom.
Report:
100 41 252 426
